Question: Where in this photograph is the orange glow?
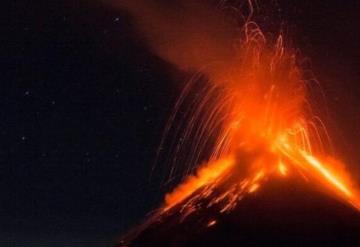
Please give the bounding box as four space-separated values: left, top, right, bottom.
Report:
248 183 260 193
159 1 360 219
165 157 234 209
302 152 352 197
278 161 288 176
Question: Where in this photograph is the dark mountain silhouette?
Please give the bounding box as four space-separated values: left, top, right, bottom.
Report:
118 178 360 247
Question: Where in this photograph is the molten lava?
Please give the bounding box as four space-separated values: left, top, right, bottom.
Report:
118 0 360 227
161 22 360 215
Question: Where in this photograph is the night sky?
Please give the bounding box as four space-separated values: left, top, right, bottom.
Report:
3 1 360 246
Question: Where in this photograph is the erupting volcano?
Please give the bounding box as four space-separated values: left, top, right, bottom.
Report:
161 29 360 212
116 0 360 245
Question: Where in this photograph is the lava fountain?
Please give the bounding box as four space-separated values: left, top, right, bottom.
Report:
162 30 360 213
116 0 360 226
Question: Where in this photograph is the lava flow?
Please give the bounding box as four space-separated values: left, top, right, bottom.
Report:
118 0 360 223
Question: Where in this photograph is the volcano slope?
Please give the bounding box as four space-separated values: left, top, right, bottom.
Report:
118 178 360 247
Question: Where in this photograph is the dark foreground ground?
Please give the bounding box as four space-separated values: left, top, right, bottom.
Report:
118 179 360 247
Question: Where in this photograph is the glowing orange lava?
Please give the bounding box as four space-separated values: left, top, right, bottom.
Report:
161 11 360 215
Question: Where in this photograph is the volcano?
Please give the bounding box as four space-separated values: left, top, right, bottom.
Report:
118 178 360 247
115 1 360 246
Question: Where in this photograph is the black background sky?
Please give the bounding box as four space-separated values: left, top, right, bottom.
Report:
3 1 360 246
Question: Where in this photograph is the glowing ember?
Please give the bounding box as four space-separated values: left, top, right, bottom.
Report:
278 161 288 176
207 219 217 227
